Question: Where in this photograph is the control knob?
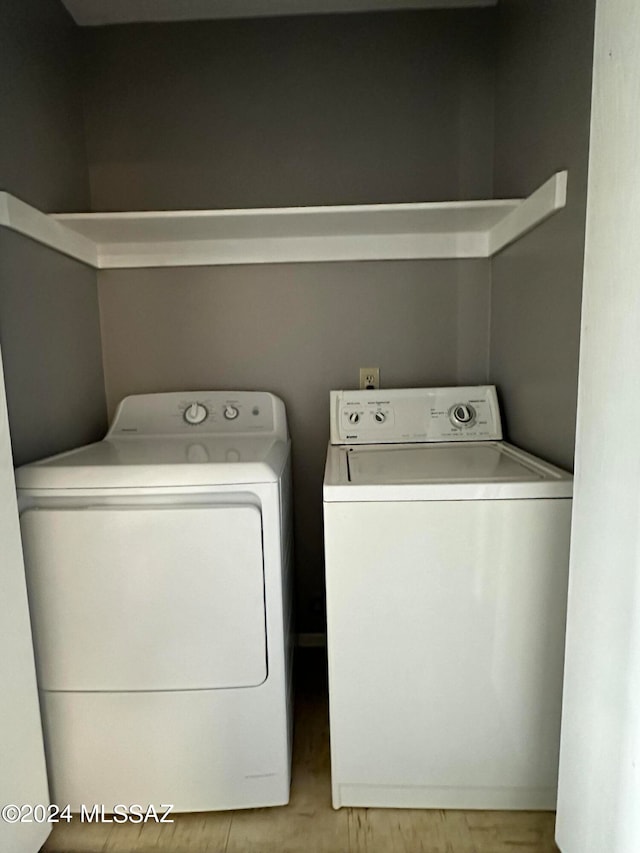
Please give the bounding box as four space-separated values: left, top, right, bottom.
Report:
348 412 360 425
450 403 476 426
183 402 208 425
224 405 240 420
374 411 386 423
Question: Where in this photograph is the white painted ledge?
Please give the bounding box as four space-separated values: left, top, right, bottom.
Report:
0 193 97 267
0 171 567 270
488 170 568 255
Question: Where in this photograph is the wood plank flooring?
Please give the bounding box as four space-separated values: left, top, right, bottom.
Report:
41 651 559 853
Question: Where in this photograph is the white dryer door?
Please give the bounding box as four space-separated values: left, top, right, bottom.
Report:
21 504 266 691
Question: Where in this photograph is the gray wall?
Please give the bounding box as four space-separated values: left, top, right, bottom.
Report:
85 10 495 629
0 0 107 466
0 232 106 467
490 0 596 470
0 0 89 212
81 11 495 208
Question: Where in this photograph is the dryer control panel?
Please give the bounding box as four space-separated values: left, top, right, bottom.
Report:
330 386 502 445
108 391 288 441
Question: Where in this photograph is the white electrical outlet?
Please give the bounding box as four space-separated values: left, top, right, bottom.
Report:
359 367 380 390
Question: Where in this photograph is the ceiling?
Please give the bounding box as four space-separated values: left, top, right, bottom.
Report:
60 0 496 27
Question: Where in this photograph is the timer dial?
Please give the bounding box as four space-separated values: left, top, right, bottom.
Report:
224 405 240 421
450 403 476 427
184 402 208 425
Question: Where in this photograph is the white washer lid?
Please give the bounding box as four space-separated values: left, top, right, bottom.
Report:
324 441 572 501
16 435 289 490
349 443 544 484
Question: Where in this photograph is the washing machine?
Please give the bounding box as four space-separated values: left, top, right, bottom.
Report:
323 386 572 810
16 391 293 812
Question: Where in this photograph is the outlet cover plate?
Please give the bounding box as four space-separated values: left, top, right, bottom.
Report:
359 367 380 390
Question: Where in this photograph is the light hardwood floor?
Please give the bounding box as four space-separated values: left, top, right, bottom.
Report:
41 651 559 853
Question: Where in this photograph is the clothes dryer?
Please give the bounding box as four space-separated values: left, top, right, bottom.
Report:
323 386 572 810
17 391 293 812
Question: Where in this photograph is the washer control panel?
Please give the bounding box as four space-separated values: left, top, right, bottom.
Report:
330 386 502 445
108 391 288 440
